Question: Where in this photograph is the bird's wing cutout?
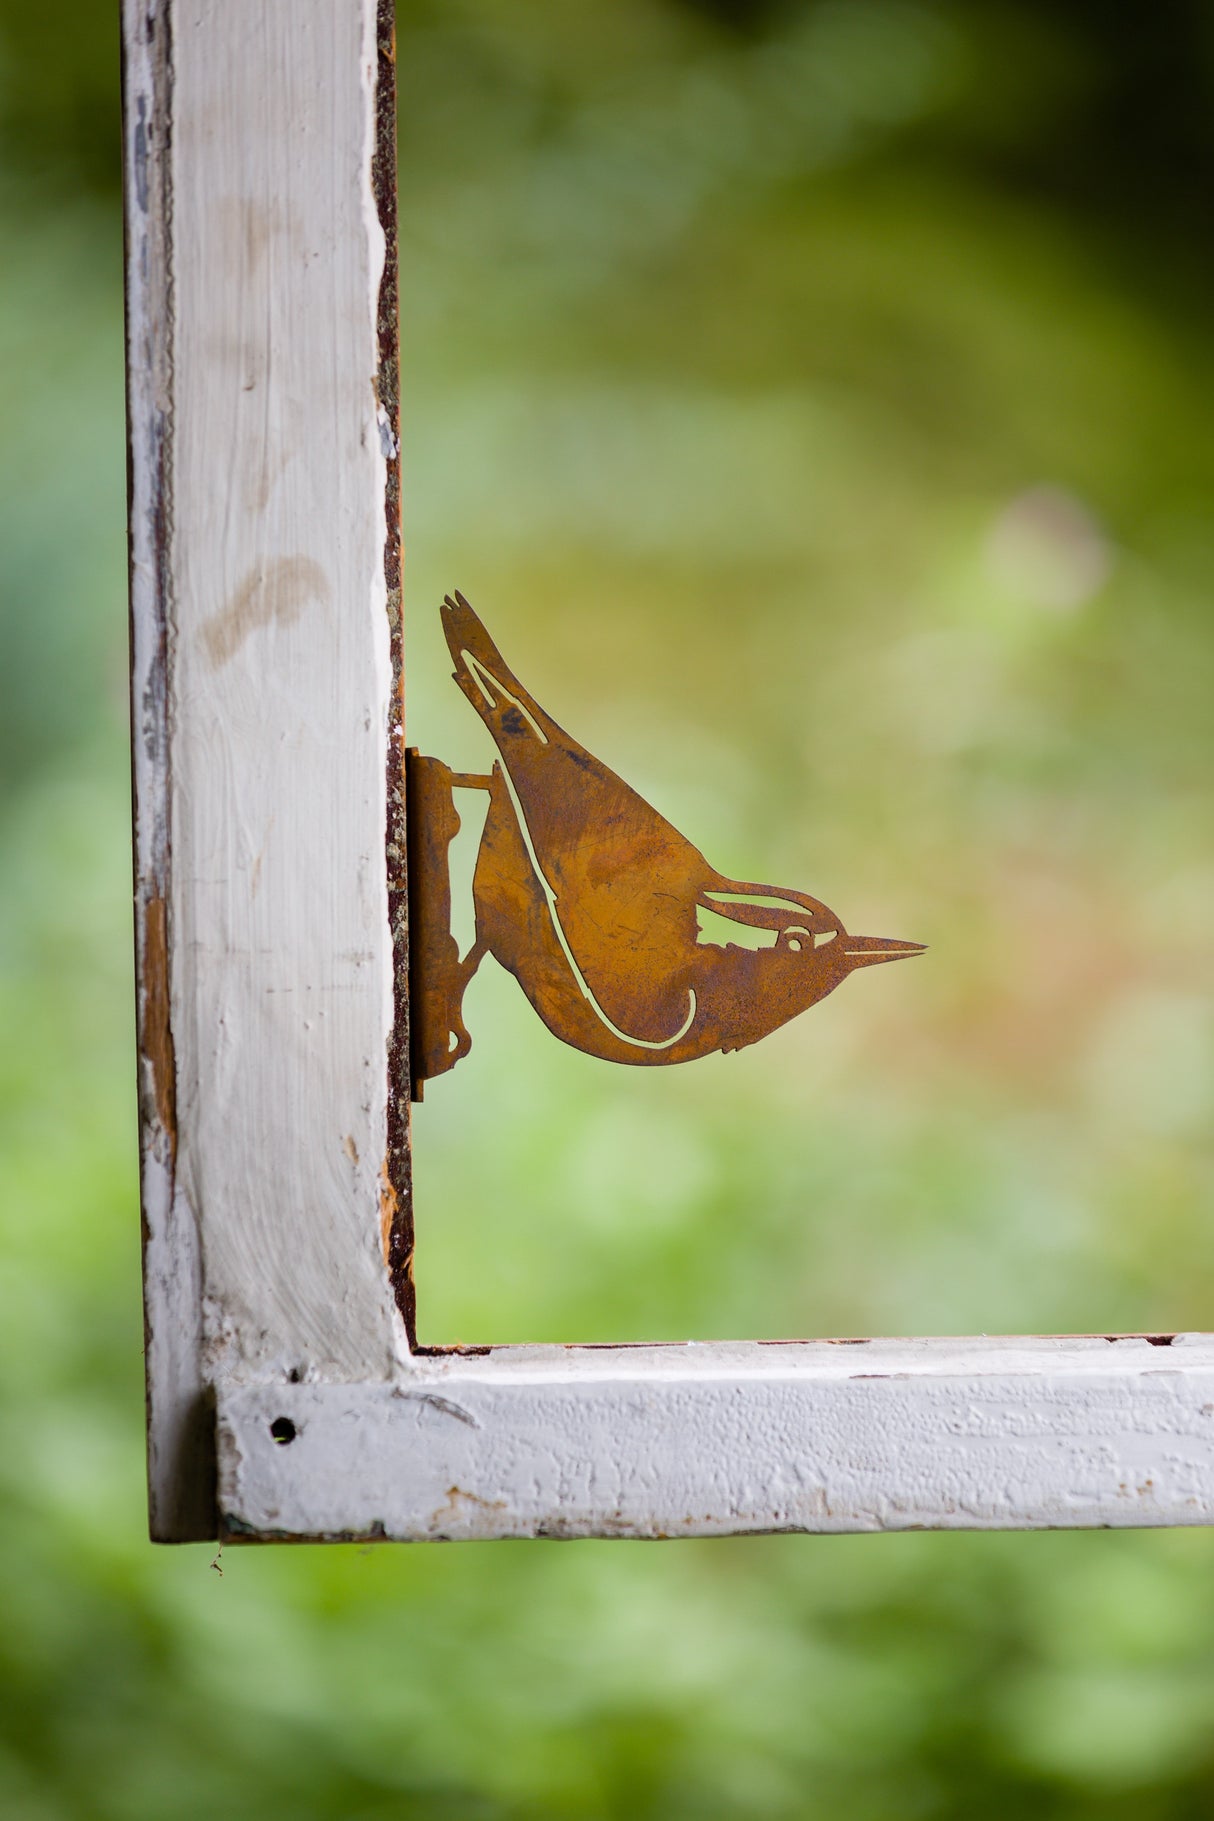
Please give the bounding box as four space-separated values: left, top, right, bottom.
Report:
696 902 781 950
698 886 831 932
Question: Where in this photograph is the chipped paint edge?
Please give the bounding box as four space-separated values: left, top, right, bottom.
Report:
123 0 216 1542
375 0 417 1345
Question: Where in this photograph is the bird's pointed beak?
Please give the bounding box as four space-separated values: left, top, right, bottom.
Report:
841 934 926 970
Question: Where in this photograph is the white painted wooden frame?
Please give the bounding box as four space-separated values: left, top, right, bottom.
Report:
124 0 1214 1544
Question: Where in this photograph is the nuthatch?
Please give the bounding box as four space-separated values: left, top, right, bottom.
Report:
407 593 922 1084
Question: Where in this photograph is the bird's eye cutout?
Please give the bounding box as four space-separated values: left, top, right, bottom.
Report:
782 925 812 952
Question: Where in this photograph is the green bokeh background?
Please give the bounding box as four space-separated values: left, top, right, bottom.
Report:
3 1 1214 1814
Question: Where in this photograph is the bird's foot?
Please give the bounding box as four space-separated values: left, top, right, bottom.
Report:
406 751 487 1096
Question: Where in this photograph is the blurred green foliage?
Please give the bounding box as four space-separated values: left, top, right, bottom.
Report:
2 1 1214 1816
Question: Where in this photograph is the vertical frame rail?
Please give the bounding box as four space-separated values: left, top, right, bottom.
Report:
124 0 409 1541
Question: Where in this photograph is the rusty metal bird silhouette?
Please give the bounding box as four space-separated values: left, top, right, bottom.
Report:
406 593 923 1094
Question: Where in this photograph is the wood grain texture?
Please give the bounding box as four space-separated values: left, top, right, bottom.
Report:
125 0 407 1539
217 1336 1214 1540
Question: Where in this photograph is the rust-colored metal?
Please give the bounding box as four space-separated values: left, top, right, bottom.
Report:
406 751 479 1090
408 593 923 1093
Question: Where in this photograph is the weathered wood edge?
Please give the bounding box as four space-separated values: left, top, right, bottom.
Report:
376 0 416 1347
216 1335 1214 1541
124 0 216 1543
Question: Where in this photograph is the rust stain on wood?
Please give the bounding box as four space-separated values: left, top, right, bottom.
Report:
377 1157 398 1268
142 896 177 1158
432 1485 508 1528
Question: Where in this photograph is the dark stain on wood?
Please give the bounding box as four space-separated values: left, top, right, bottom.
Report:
374 0 417 1348
201 555 330 668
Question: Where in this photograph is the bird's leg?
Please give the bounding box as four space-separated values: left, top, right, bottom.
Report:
406 751 490 1095
456 934 488 982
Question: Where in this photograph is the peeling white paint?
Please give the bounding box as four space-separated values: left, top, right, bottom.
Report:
168 0 403 1387
219 1337 1214 1541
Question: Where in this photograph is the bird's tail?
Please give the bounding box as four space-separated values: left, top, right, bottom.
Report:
440 591 555 750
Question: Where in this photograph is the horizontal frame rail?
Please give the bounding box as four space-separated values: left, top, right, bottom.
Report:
218 1335 1214 1541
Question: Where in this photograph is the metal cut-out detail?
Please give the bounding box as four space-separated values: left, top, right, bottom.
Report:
408 593 923 1095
